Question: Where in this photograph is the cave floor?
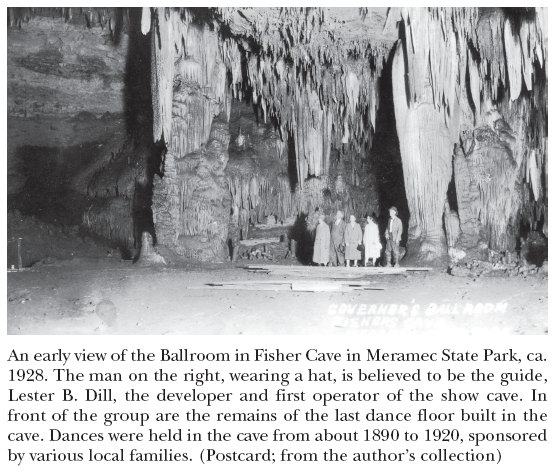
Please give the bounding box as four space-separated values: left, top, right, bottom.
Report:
6 260 548 336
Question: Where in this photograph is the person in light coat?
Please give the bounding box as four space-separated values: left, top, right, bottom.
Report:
363 214 382 267
312 214 330 266
344 215 363 267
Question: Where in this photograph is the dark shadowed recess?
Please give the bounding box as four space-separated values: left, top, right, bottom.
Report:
288 213 314 265
10 144 95 226
369 47 409 247
124 8 162 247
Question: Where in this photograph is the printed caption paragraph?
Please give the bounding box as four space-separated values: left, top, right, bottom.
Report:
5 344 549 468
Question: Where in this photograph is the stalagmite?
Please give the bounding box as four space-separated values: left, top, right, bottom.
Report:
392 40 453 260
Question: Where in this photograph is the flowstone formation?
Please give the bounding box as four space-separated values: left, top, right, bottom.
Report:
147 15 232 260
151 114 232 260
391 8 548 264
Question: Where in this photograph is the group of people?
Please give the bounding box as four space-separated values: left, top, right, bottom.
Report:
313 207 403 268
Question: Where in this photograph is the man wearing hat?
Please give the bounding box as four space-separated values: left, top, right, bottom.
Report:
329 210 346 266
384 206 403 267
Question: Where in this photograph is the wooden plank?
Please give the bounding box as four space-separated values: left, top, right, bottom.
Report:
186 285 385 292
187 285 285 291
247 272 385 280
240 238 281 247
247 268 405 273
245 265 431 271
185 285 345 292
210 280 377 286
247 270 404 276
251 268 404 273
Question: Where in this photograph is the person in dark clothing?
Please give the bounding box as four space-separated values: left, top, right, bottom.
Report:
228 205 241 262
329 210 346 266
384 206 403 267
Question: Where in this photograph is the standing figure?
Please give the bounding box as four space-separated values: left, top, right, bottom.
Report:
363 214 382 267
313 214 330 266
384 206 403 267
344 215 363 267
329 211 346 266
228 205 241 262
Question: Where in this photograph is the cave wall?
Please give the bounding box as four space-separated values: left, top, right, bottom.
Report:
7 9 157 253
7 15 129 195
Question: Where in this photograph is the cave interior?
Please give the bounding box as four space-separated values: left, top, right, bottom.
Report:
6 7 548 269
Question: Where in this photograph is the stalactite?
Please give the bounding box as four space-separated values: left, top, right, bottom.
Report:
230 14 385 182
528 150 541 201
291 91 334 186
468 50 481 120
151 7 175 144
141 7 151 34
227 173 295 224
504 18 523 102
150 9 228 152
520 22 533 91
345 71 360 118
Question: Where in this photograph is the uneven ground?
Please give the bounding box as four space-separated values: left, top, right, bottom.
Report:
6 212 548 336
7 259 548 336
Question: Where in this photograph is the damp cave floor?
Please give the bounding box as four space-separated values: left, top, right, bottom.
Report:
6 260 548 336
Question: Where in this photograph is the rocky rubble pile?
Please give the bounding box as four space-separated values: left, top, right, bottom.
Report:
450 259 547 278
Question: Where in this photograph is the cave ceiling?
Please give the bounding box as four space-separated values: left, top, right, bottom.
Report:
226 7 400 51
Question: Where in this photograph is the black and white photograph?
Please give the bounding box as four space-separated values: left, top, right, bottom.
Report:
6 7 548 335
